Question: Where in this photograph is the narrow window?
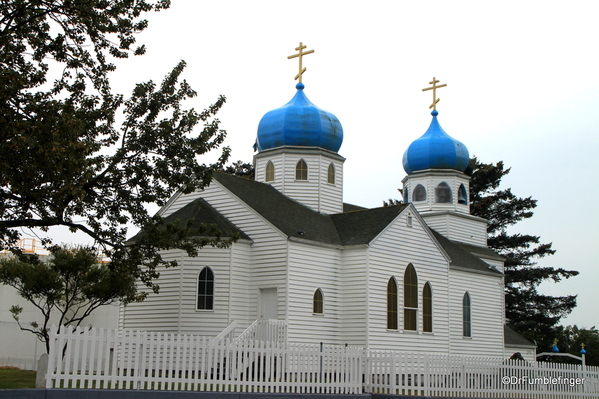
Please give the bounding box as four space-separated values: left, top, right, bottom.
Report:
296 159 308 180
265 161 275 182
387 277 398 329
404 264 418 331
313 288 324 314
463 292 472 337
458 183 468 204
435 182 452 203
327 163 335 184
413 184 427 202
197 267 214 310
423 282 433 333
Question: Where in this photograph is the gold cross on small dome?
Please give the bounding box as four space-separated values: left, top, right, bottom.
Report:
422 77 447 110
288 42 314 83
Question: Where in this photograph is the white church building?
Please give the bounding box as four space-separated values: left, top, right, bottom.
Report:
120 64 535 361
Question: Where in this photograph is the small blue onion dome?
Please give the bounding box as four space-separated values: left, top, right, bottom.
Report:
402 110 469 174
256 83 343 152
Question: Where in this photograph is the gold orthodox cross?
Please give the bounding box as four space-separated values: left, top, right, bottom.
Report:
422 77 447 110
288 42 314 83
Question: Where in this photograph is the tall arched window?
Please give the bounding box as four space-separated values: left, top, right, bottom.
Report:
404 264 418 331
197 267 214 310
296 159 308 180
327 163 335 184
458 183 468 204
463 292 472 337
313 288 324 314
423 282 433 333
265 161 275 182
387 277 398 329
435 182 452 203
413 184 427 202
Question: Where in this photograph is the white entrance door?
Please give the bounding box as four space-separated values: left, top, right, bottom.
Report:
259 288 278 319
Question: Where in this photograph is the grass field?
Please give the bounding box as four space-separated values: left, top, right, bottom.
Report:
0 367 36 389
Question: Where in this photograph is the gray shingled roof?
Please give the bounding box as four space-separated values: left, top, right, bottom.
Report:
504 325 536 347
331 205 409 245
214 172 342 245
431 230 502 276
164 197 250 240
213 172 408 246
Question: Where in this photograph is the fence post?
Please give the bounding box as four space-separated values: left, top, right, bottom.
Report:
35 353 48 388
320 342 324 383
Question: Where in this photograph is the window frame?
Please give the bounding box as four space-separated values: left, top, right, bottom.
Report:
435 182 453 203
412 184 427 202
387 277 398 330
265 161 275 182
296 159 308 181
463 292 472 337
196 267 215 311
313 288 324 314
458 183 468 205
327 163 335 184
423 282 433 333
403 264 418 331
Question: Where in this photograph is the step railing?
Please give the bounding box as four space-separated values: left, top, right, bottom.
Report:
234 319 287 344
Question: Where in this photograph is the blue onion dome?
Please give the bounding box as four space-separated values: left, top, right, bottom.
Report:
402 110 469 174
256 83 343 152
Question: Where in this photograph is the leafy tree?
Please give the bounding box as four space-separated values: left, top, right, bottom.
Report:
541 325 599 367
223 160 255 180
467 157 579 347
0 246 140 353
0 1 232 294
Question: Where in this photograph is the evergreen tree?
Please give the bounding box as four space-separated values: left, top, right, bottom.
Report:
0 1 232 295
467 157 579 348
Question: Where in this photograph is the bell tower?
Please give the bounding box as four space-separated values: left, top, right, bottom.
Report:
401 78 487 246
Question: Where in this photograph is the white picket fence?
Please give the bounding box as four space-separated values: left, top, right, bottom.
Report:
46 325 599 398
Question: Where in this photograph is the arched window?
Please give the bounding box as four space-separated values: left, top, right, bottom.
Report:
423 282 433 333
197 267 214 310
387 277 398 329
404 264 418 331
313 288 324 314
463 292 472 337
458 184 468 205
265 161 275 182
296 159 308 180
327 163 335 184
413 184 427 202
435 182 452 203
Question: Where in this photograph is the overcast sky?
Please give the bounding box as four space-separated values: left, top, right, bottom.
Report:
31 1 599 329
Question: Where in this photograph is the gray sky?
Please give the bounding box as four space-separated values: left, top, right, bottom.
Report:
32 1 599 329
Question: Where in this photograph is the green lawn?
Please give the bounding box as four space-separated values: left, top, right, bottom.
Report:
0 367 36 389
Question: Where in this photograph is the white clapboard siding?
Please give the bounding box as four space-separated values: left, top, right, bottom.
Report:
449 269 505 357
122 249 184 332
366 208 451 353
340 246 369 347
122 178 290 335
254 147 344 214
287 241 342 345
200 180 290 313
423 212 488 246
